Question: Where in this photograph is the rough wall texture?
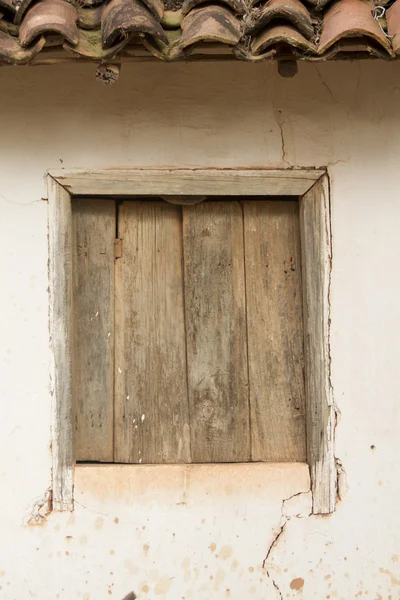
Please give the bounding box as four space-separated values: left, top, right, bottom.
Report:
0 60 399 600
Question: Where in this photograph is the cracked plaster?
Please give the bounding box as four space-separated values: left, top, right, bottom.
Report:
263 491 312 599
0 59 399 599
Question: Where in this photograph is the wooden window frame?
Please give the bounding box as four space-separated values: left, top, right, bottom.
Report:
48 168 335 515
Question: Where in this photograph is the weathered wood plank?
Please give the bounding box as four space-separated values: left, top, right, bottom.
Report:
300 175 336 514
183 202 250 463
72 198 116 462
48 176 74 511
244 201 306 462
51 169 325 198
114 201 191 464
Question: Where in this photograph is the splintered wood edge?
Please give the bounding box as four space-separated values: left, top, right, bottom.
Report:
48 175 74 511
300 173 336 515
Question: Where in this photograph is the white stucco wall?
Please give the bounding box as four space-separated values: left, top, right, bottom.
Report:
1 60 400 600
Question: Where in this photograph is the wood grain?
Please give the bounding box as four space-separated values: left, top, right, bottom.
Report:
300 177 336 514
72 198 116 462
114 201 191 464
52 169 325 198
244 201 306 462
183 202 250 463
48 169 334 515
48 176 74 510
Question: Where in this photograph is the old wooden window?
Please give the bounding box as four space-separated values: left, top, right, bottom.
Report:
49 169 334 514
72 197 306 465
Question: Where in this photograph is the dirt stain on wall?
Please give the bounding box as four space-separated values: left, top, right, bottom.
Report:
379 568 400 586
155 576 171 595
219 546 233 560
290 577 305 591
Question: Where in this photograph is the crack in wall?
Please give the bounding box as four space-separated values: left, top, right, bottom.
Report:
326 172 347 508
316 67 339 105
0 192 42 207
315 67 352 124
270 86 291 167
263 518 287 599
74 499 116 522
275 111 291 168
263 491 312 599
271 579 283 600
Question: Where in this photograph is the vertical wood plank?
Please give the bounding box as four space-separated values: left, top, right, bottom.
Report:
300 175 336 514
114 201 190 464
244 201 306 462
48 176 74 511
72 198 116 462
183 202 250 463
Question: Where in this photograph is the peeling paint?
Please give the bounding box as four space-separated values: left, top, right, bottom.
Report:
24 488 52 526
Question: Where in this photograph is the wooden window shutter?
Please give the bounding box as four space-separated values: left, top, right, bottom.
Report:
244 201 306 461
114 201 191 464
72 198 116 462
72 198 306 464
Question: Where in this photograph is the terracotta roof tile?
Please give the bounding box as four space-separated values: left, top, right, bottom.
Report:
13 0 37 25
387 0 400 55
181 0 245 17
245 0 314 40
318 0 393 56
179 5 241 48
0 26 44 61
102 0 167 47
19 0 78 46
64 25 128 57
0 0 398 66
251 23 316 56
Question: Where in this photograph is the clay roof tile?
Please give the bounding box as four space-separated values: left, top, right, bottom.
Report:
64 26 129 57
318 0 393 56
0 0 398 66
102 0 168 48
181 0 245 17
19 0 79 46
179 4 241 49
0 27 45 61
387 0 400 55
246 0 314 40
251 22 316 55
